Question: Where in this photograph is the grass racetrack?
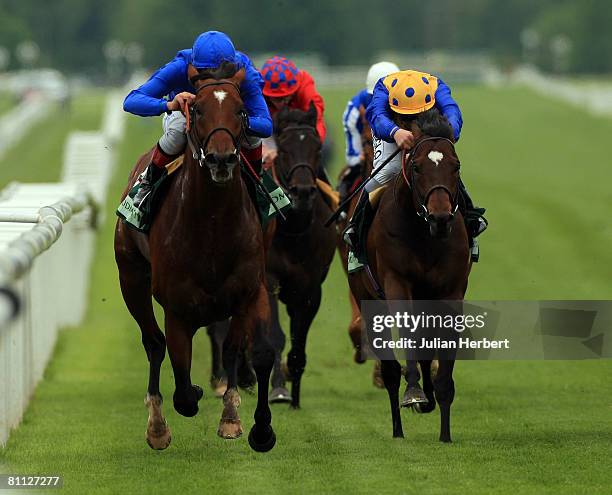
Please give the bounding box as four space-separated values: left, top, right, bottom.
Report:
0 85 611 494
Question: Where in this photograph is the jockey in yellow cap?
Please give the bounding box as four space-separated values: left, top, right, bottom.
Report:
344 69 487 262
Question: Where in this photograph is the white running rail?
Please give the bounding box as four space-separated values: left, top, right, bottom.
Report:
0 90 125 446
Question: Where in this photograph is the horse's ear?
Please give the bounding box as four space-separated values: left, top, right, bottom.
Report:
275 105 290 129
306 101 318 127
230 67 246 86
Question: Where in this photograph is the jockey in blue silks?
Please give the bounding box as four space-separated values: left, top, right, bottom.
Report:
123 31 272 209
338 62 399 203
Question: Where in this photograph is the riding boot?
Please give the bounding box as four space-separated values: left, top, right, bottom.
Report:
458 179 487 262
132 144 176 210
343 192 374 260
242 143 263 176
133 162 166 210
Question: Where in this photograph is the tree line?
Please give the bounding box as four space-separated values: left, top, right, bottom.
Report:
0 0 610 75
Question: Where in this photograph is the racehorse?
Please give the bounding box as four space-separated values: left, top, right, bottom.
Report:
114 64 276 452
336 105 375 366
348 108 471 442
266 104 336 408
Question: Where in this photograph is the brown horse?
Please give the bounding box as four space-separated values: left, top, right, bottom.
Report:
114 65 276 452
336 105 374 366
266 104 336 408
349 108 470 442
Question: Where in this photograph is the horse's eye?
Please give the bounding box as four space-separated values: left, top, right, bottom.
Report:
454 165 461 173
413 165 421 174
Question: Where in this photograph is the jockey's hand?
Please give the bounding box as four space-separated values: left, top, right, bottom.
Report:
167 92 196 112
393 129 415 150
262 146 278 165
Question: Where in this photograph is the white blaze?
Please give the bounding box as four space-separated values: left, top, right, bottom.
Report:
213 90 227 104
428 150 444 166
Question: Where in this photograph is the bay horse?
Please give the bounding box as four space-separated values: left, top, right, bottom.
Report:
336 105 375 366
114 64 276 452
348 108 471 442
266 104 336 408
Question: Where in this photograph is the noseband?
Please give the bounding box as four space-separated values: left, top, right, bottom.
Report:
401 136 460 221
185 80 247 168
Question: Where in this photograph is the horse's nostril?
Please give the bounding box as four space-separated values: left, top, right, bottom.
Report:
226 153 239 166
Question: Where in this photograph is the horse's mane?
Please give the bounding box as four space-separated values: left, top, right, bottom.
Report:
191 61 238 83
395 107 453 140
275 103 318 133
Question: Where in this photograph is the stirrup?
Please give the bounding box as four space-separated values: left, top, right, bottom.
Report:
470 238 480 262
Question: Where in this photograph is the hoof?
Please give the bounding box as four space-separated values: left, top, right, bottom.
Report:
439 436 452 443
248 426 276 452
193 384 204 400
146 426 172 450
400 386 428 408
211 377 227 398
214 383 227 398
173 385 203 418
269 387 292 404
217 420 243 439
354 348 366 364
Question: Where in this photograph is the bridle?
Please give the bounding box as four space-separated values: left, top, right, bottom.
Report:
400 136 460 222
273 124 319 189
185 80 248 168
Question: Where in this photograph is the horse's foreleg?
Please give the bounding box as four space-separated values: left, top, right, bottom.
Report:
243 284 276 452
268 290 291 403
433 359 455 442
207 320 229 397
117 251 170 450
286 285 321 409
381 359 404 438
165 312 202 418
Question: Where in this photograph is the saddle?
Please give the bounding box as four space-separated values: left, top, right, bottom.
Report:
117 156 290 233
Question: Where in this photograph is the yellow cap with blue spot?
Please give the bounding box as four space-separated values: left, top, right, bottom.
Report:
383 70 438 114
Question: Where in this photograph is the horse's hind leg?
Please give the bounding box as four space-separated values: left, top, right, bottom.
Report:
207 321 229 397
400 360 428 408
248 284 276 452
286 284 321 409
165 312 203 417
381 359 404 438
414 360 436 414
116 249 170 450
433 359 455 442
268 290 291 403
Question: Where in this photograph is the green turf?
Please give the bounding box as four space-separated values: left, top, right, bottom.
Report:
0 90 105 190
0 92 14 115
0 85 611 494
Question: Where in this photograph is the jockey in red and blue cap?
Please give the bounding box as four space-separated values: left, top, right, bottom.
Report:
123 31 272 209
259 56 326 166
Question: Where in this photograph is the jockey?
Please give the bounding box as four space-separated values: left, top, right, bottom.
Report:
123 31 272 209
345 69 487 262
259 56 326 167
338 61 399 203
